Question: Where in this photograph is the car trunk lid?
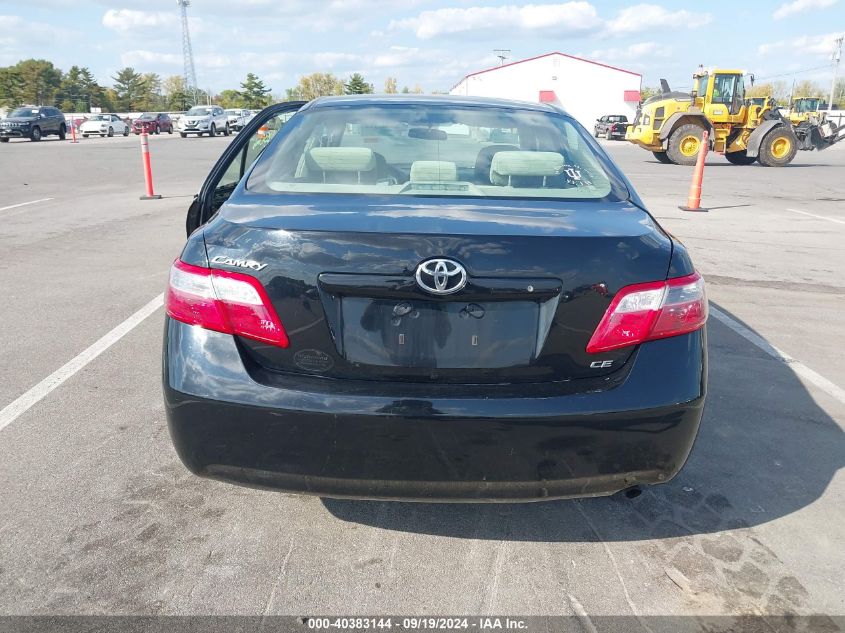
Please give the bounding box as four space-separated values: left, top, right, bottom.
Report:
202 194 672 385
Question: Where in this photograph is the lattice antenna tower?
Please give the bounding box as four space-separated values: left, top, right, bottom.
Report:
177 0 198 105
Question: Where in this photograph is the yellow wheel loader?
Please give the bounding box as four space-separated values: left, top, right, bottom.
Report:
788 97 823 126
626 69 844 166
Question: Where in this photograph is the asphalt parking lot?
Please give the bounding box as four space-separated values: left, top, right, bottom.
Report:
1 132 843 629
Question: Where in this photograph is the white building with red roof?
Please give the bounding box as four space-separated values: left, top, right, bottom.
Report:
450 52 642 130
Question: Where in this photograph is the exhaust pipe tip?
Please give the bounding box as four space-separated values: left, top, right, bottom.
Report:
623 486 643 499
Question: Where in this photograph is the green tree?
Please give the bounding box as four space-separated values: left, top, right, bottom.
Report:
383 77 397 94
162 75 190 110
0 66 25 108
401 85 410 94
240 73 272 108
112 67 144 110
219 89 245 108
137 72 162 110
791 79 825 99
345 72 373 95
747 81 789 105
639 86 662 100
290 73 344 101
12 59 62 105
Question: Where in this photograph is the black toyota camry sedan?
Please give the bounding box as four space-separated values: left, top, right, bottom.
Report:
163 95 707 502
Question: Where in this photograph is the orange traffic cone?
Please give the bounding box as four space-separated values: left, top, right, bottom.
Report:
679 130 709 212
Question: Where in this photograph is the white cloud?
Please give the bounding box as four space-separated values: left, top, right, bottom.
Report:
758 31 844 56
102 9 172 33
606 4 712 35
391 2 601 40
773 0 838 20
589 42 671 63
121 49 231 69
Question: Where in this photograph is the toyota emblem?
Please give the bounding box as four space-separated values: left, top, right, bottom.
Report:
415 258 468 295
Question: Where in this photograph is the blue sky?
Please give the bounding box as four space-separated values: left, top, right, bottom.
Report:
1 0 842 95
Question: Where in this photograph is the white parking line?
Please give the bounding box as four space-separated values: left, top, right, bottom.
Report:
786 208 845 226
710 306 845 405
0 294 164 433
0 198 53 213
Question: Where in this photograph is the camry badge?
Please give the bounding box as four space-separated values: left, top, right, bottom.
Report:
211 255 267 271
415 258 467 295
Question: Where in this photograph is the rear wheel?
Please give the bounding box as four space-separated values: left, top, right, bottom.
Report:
107 127 114 137
666 123 706 166
652 151 672 164
725 150 757 165
58 124 66 140
30 127 42 142
757 126 798 167
123 126 129 136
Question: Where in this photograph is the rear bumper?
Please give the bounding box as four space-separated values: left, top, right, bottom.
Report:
163 318 707 502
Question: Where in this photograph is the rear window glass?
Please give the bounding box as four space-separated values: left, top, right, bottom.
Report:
247 104 624 200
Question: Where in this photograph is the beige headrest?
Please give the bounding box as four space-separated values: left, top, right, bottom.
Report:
490 151 564 185
307 147 376 172
410 160 458 182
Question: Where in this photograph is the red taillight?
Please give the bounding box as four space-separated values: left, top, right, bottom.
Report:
586 272 707 354
165 259 289 347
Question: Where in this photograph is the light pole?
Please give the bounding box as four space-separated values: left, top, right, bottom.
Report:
829 35 843 113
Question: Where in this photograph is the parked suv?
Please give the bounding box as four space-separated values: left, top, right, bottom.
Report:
224 108 251 132
0 106 66 142
594 115 629 140
177 105 229 137
133 112 173 135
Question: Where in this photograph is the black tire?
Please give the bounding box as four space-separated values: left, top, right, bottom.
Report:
30 127 42 142
223 123 230 136
0 137 8 143
757 126 798 167
605 129 612 140
594 128 599 137
155 124 160 135
168 128 173 134
107 127 114 137
725 150 757 165
666 123 706 166
209 124 216 137
180 132 188 138
82 134 89 138
123 126 129 136
652 151 672 164
58 124 66 140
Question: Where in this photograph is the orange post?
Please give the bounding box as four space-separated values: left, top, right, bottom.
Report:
679 130 708 212
70 119 77 144
139 132 161 200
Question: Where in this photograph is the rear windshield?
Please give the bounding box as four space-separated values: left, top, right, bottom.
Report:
608 115 628 122
247 104 624 200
